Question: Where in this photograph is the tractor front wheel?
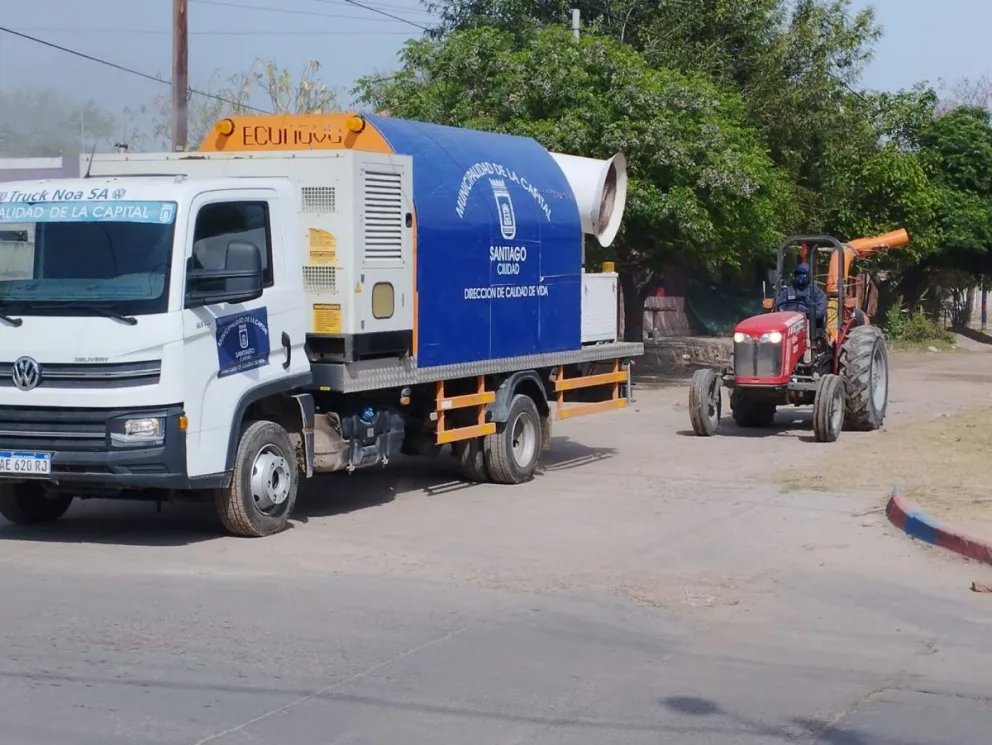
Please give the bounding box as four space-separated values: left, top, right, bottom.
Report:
812 374 844 443
730 390 776 428
839 325 889 431
689 368 722 436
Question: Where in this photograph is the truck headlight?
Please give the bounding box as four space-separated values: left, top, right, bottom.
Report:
759 331 783 344
109 417 165 447
733 332 749 343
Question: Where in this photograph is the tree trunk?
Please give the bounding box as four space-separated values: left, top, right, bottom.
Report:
618 270 662 343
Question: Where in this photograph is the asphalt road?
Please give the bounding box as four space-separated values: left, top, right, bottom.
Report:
1 350 991 744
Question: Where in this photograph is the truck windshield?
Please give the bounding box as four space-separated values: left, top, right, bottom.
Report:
0 200 178 317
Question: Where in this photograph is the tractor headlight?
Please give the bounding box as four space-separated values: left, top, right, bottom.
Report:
733 332 749 343
759 331 783 344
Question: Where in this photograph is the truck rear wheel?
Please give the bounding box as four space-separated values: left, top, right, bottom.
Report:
730 390 776 428
455 437 489 482
483 394 541 484
812 374 844 443
689 368 721 436
0 483 73 525
839 325 888 431
216 420 298 537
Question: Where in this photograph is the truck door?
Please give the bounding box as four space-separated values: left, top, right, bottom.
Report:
180 188 310 479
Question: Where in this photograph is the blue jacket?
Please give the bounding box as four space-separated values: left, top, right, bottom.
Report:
774 283 826 321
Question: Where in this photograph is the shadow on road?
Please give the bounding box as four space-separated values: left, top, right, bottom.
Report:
662 695 915 745
0 436 616 548
675 410 816 440
0 666 921 745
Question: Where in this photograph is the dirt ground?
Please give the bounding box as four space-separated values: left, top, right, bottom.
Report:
773 338 992 538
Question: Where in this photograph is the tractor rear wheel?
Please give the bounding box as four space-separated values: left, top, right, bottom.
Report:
812 373 844 443
689 368 722 436
839 325 888 431
730 390 776 428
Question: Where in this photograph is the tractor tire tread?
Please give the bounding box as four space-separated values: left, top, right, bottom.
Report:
689 368 721 436
839 325 887 431
813 373 843 443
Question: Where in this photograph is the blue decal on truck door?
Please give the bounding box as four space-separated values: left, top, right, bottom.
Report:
216 307 270 378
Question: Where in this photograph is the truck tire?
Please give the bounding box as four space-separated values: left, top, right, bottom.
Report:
0 483 73 525
689 368 721 436
215 420 298 538
730 390 776 428
455 437 489 482
483 393 541 484
812 373 844 443
839 325 888 431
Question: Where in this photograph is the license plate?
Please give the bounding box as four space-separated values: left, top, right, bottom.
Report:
0 451 52 476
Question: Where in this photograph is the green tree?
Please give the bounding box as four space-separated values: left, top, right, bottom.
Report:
816 88 939 257
126 58 339 151
355 26 796 337
0 89 116 156
915 105 992 317
423 1 914 235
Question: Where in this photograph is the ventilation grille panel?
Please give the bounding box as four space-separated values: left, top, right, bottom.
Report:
362 170 404 262
302 186 336 213
303 265 337 295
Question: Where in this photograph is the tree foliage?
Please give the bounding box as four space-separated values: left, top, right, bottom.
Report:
918 106 992 269
0 89 116 156
356 26 796 282
414 1 972 276
127 58 339 151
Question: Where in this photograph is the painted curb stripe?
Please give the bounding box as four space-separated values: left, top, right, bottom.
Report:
886 493 992 567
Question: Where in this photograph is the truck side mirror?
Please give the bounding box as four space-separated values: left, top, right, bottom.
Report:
186 240 264 308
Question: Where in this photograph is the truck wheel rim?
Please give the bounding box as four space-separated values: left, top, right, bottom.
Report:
251 445 291 514
511 412 537 467
871 344 887 410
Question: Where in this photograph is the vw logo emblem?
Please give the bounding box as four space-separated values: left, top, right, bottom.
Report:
11 356 41 392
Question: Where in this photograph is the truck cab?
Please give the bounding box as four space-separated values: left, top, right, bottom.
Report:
0 177 311 528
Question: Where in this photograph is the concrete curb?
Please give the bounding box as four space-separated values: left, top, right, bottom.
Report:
885 493 992 566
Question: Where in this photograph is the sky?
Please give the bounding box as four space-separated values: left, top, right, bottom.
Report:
0 0 989 132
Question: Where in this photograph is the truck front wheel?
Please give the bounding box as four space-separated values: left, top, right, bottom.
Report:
0 483 73 525
216 420 299 537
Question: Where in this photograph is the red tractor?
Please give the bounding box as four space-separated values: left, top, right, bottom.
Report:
688 230 907 442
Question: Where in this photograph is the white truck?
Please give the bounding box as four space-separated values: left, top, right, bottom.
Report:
0 113 642 536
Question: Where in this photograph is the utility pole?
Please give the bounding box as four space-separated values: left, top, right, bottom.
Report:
571 8 580 41
172 0 189 151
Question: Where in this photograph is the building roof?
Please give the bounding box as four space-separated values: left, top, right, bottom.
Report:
0 156 79 183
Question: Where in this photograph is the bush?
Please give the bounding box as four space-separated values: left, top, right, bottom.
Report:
883 304 954 344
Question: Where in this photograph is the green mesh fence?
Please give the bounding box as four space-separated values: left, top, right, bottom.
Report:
684 280 767 336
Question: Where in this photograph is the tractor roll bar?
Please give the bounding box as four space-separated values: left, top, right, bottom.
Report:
773 235 846 343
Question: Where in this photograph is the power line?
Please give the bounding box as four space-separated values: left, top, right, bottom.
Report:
17 28 417 36
0 26 271 113
310 0 435 12
190 0 430 24
334 0 433 32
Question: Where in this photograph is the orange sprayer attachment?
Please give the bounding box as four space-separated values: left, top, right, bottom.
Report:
826 228 910 293
846 228 909 257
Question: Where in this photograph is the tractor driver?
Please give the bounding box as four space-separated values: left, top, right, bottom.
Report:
774 262 826 326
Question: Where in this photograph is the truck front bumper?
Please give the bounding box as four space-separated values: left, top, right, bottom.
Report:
0 404 194 491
